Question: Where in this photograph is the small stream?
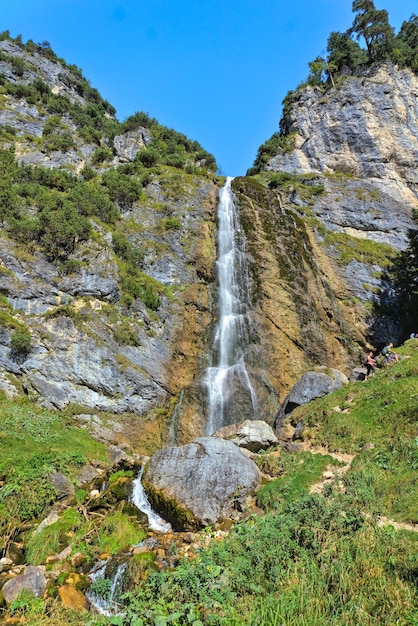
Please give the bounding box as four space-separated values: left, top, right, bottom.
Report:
131 466 172 533
88 467 171 615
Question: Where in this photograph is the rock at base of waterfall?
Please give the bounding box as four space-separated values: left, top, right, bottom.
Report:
212 419 278 452
142 437 261 530
275 367 348 428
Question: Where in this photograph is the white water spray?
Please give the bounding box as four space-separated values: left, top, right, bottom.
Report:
131 467 172 533
87 560 128 616
205 177 258 435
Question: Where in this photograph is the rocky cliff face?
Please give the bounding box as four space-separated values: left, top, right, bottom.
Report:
271 64 418 208
256 62 417 345
0 39 416 451
0 37 218 452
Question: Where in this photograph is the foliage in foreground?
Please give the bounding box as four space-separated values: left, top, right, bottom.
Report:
15 494 418 626
1 342 418 624
0 396 107 540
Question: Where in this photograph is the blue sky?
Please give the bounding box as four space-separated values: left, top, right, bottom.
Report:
2 0 416 176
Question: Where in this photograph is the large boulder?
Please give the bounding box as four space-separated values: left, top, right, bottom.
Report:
212 419 278 452
275 367 348 428
142 437 261 530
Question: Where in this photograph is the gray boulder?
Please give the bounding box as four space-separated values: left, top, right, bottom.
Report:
143 437 261 529
1 566 47 604
212 419 278 452
275 367 348 428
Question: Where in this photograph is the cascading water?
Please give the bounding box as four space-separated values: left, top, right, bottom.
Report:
205 177 258 435
87 560 128 616
131 467 172 533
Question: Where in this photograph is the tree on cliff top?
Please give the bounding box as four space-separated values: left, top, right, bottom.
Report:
349 0 395 62
394 14 418 72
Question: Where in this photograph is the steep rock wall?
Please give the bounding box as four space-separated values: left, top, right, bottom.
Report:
270 64 418 207
260 63 417 344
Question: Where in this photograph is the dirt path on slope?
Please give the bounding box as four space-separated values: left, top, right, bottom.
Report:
299 443 418 533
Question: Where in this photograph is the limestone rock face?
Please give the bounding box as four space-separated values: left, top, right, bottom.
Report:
255 63 418 349
269 64 418 207
231 177 364 408
212 419 278 451
142 437 261 529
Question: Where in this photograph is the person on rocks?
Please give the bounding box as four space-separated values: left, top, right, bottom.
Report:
364 351 377 380
381 342 399 366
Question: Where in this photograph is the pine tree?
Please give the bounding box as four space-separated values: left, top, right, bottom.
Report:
349 0 395 62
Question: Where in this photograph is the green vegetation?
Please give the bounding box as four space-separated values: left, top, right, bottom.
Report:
307 1 417 89
390 223 418 335
1 343 418 625
321 229 395 267
247 133 296 175
0 396 107 541
10 329 32 357
256 451 341 511
252 170 326 202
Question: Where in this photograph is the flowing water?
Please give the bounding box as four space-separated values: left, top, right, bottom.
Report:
131 467 172 533
87 560 128 616
205 177 258 435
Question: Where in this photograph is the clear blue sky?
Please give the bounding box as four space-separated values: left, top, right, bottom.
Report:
2 0 416 176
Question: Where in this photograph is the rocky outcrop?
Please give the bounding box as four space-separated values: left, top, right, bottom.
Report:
0 173 217 450
1 565 47 604
270 64 418 208
231 178 365 402
142 437 261 529
257 63 417 347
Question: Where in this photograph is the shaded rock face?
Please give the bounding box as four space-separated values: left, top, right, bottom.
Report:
275 368 348 428
231 177 365 406
271 64 418 207
142 437 261 529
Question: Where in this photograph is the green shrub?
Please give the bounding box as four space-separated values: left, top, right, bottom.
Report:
162 216 181 231
10 330 31 356
102 169 143 207
112 233 144 267
91 145 114 164
136 147 159 167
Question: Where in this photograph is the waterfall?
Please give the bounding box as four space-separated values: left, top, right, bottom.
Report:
87 560 128 616
205 177 258 435
131 467 172 533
